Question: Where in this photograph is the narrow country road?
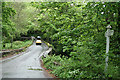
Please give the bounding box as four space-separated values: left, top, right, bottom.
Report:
1 43 52 78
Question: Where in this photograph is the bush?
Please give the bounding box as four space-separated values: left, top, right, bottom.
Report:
13 41 23 45
2 40 32 50
43 53 119 79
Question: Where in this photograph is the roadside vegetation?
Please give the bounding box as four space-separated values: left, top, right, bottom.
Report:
1 1 120 79
2 40 32 50
2 2 37 50
34 2 120 79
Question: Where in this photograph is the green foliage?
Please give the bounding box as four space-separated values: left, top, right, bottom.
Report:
2 2 119 79
2 2 38 43
38 2 120 79
2 2 16 43
2 40 32 50
43 54 119 79
11 2 37 35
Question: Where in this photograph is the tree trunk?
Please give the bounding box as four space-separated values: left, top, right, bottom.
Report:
11 38 13 48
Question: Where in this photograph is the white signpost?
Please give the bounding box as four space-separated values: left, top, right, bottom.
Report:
104 25 114 73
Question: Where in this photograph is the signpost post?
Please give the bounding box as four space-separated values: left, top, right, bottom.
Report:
104 25 114 73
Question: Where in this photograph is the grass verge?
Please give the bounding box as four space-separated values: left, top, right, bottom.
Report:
2 40 32 50
1 40 32 58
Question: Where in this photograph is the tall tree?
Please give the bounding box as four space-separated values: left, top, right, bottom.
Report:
2 2 16 46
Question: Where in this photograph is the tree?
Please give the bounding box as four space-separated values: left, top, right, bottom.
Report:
32 2 119 79
2 2 16 48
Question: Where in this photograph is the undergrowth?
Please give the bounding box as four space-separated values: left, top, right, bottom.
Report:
2 40 32 50
42 54 119 79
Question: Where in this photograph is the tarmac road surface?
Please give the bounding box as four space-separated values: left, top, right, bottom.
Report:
1 43 52 78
